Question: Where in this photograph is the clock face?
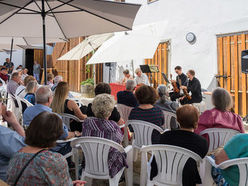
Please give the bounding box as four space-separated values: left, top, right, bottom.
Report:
186 32 196 43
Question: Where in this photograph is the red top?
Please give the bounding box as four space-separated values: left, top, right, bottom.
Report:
0 73 8 82
195 108 245 136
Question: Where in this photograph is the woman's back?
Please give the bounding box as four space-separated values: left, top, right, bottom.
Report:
7 150 72 186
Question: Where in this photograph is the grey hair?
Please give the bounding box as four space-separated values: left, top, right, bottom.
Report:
92 94 115 119
135 68 142 74
54 75 63 84
157 85 169 103
212 88 233 111
25 81 38 93
126 80 136 91
11 72 19 79
35 86 53 104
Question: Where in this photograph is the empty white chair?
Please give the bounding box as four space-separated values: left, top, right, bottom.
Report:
140 145 202 186
162 110 179 129
60 113 84 131
127 120 165 161
117 104 133 147
206 156 248 186
71 136 133 186
199 128 240 152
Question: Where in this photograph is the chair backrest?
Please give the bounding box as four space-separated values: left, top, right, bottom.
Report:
60 113 82 130
127 120 165 148
200 128 240 152
71 136 125 177
162 110 179 129
116 104 133 123
16 96 33 113
141 145 202 185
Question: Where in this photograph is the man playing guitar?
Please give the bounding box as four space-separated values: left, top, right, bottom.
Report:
169 66 188 101
180 69 202 105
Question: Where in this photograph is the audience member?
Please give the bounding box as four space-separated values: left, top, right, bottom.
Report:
122 69 133 84
117 79 138 107
16 65 23 70
128 85 164 143
33 61 41 83
24 81 38 105
7 72 21 96
135 68 150 86
7 112 85 186
3 58 14 74
15 75 36 98
212 134 248 186
82 94 127 178
87 82 123 125
21 68 28 81
0 67 8 83
0 103 25 181
51 75 63 91
51 82 86 132
155 85 179 113
195 88 245 139
151 105 208 185
47 73 54 88
23 86 80 154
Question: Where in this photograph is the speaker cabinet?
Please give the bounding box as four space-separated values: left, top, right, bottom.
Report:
241 50 248 74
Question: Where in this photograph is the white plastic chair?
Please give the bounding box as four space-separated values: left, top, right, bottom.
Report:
16 96 33 114
140 145 202 186
127 120 165 161
199 128 240 152
71 137 133 186
162 110 179 129
60 113 84 131
206 156 248 186
117 104 133 147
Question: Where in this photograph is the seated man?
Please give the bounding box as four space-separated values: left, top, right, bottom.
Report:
23 86 80 154
7 72 21 96
0 67 8 83
134 68 150 86
15 75 36 98
117 79 138 107
0 103 25 181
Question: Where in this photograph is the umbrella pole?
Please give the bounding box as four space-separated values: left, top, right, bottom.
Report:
10 38 13 62
42 0 47 85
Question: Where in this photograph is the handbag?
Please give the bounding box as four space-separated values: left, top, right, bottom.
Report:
13 149 46 186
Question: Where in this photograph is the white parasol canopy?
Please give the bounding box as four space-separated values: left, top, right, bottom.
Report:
58 33 113 60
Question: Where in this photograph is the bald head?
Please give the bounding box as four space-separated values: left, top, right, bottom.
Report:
35 86 53 105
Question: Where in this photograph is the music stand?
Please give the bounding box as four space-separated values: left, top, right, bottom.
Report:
140 65 151 73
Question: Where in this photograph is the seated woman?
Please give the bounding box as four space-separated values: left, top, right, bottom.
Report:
128 85 164 143
24 81 38 105
151 105 208 186
47 73 54 88
82 94 127 178
51 82 87 132
195 88 245 138
87 82 123 125
212 134 248 186
122 69 133 84
7 112 85 186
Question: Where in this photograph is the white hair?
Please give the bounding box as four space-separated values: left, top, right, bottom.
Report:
135 68 142 74
157 85 169 103
92 94 115 119
126 79 136 91
35 86 53 104
26 81 38 93
54 75 63 84
212 88 233 111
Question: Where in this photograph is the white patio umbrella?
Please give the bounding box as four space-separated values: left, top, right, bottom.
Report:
58 33 114 60
86 22 167 65
0 0 141 83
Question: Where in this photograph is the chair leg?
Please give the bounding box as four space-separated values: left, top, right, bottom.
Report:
133 147 139 162
109 170 123 186
82 174 92 186
125 148 133 186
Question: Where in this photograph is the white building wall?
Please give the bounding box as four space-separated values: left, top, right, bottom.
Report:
0 49 24 67
126 0 248 88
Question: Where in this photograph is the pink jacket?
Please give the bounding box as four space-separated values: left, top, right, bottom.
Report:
195 108 245 136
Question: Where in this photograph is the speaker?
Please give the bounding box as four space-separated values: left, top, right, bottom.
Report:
241 50 248 74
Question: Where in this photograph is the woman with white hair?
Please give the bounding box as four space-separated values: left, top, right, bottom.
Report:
82 94 127 178
195 88 245 139
155 85 179 113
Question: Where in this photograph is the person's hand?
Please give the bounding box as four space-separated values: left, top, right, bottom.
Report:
1 103 6 116
74 131 82 137
171 80 176 83
2 110 18 125
73 180 86 186
179 96 185 100
118 118 125 125
180 86 187 90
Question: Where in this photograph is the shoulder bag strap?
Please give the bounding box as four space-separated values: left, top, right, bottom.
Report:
13 149 46 186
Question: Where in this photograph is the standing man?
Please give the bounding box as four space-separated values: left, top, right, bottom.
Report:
3 58 14 74
135 68 150 86
169 66 188 101
33 61 41 83
180 69 202 105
